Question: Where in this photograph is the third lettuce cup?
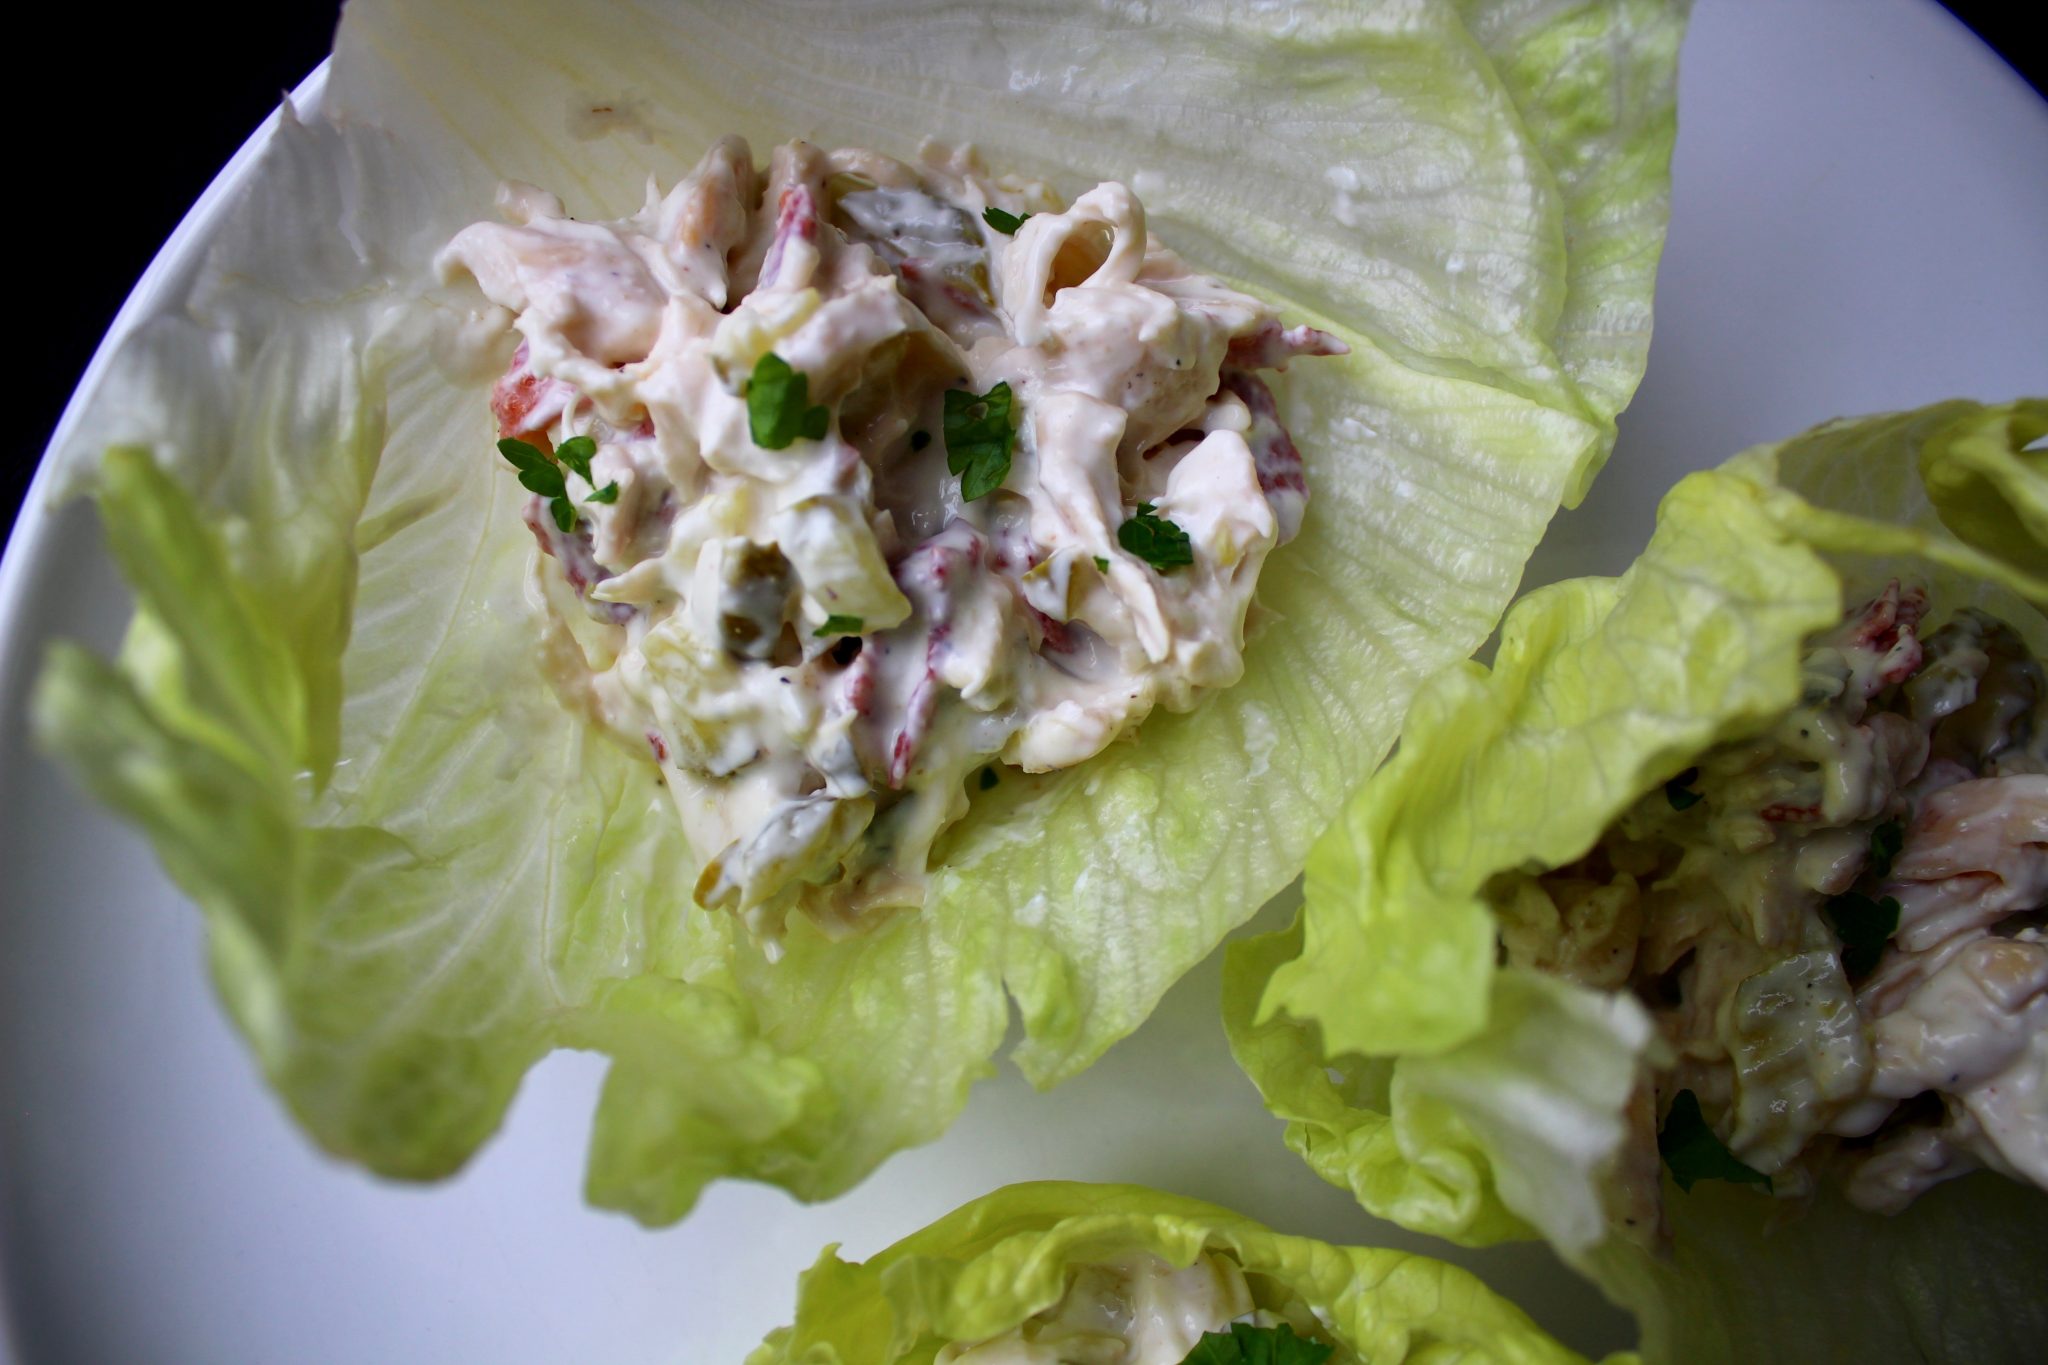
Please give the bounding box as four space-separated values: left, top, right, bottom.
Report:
752 1180 1611 1364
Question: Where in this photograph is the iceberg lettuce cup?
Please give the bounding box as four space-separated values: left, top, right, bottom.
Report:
30 0 1684 1223
752 1181 1614 1364
1225 399 2047 1361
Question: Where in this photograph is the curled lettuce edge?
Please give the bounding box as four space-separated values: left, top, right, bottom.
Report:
1224 397 2048 1362
748 1180 1614 1365
29 0 1687 1223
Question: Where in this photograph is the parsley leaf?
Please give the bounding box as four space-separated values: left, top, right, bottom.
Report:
813 614 865 638
982 205 1032 234
747 352 831 450
497 438 579 533
497 438 565 497
1658 1089 1772 1194
1867 819 1904 880
1664 766 1703 811
521 435 618 508
1093 555 1111 572
1179 1322 1332 1365
1117 503 1194 572
1824 891 1901 978
943 383 1016 501
554 434 598 482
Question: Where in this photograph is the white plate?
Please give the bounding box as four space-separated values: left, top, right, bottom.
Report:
3 2 2044 1361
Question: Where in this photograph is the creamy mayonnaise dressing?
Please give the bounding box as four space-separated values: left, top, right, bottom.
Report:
1494 586 2048 1233
935 1250 1331 1365
439 137 1341 940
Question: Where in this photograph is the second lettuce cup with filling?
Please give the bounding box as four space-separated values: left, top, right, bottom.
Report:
1224 400 2047 1362
751 1181 1610 1364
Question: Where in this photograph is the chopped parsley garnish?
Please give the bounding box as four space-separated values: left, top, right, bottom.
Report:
497 435 621 529
1664 766 1704 811
977 767 999 791
1867 819 1904 880
747 352 830 449
1824 891 1901 978
553 434 598 482
943 383 1016 501
1658 1089 1772 1194
1117 503 1194 572
814 614 865 638
497 437 578 533
1180 1322 1332 1365
554 438 618 505
1093 555 1111 572
982 205 1032 234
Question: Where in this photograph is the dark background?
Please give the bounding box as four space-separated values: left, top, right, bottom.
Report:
5 3 2041 542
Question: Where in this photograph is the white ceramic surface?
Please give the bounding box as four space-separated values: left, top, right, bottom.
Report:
2 2 2044 1362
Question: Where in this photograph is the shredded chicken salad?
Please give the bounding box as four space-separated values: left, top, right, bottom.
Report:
438 137 1343 941
1494 584 2048 1233
936 1250 1334 1365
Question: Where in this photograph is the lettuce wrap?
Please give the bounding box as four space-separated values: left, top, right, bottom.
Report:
751 1180 1616 1364
1224 399 2048 1361
30 0 1685 1222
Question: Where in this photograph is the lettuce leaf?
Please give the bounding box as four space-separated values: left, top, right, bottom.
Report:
1224 399 2048 1360
748 1181 1610 1364
32 0 1686 1221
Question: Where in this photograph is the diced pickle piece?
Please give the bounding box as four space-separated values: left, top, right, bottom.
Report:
718 541 795 660
836 185 979 255
835 185 995 318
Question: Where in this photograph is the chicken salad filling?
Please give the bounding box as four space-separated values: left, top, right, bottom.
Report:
1492 584 2047 1235
936 1250 1335 1365
438 136 1342 942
